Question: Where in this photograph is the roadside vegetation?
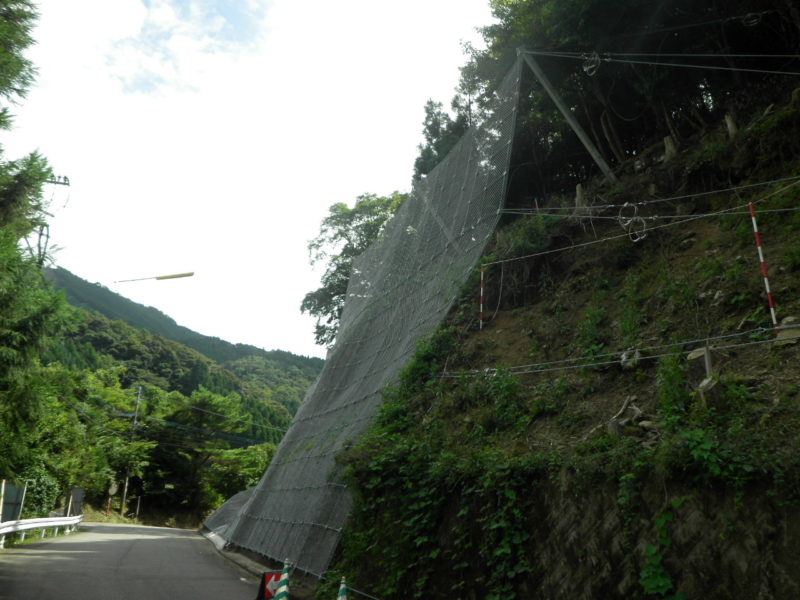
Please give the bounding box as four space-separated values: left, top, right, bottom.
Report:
313 1 800 598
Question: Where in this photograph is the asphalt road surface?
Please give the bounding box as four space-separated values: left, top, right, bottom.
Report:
0 522 257 600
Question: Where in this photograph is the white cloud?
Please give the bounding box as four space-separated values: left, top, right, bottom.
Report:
7 0 494 358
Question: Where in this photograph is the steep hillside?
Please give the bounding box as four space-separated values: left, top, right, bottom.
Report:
324 90 800 598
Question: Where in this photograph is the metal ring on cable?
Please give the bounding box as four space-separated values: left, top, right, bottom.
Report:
617 202 648 242
627 216 648 242
741 12 762 27
617 201 638 228
582 52 601 76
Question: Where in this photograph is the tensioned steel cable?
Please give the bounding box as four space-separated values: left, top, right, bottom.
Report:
442 325 799 378
500 207 800 219
524 49 800 77
500 174 800 213
484 179 800 266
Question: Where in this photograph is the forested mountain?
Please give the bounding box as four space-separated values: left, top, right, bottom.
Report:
5 270 326 521
44 266 323 416
45 266 324 371
2 288 316 523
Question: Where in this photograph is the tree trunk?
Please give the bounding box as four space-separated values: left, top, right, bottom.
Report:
600 111 626 163
662 104 682 146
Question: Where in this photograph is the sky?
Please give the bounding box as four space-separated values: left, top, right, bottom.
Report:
5 0 494 359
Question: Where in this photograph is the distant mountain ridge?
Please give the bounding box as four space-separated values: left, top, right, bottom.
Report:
44 266 323 374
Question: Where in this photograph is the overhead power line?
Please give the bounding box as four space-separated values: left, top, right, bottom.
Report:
161 393 290 435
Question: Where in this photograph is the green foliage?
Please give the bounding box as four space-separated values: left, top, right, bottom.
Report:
205 443 274 501
450 0 800 193
784 239 800 271
616 451 650 543
617 271 644 344
685 131 729 173
0 231 64 422
639 500 686 600
0 1 38 128
17 463 60 518
413 99 469 180
575 294 608 361
488 215 553 261
656 353 691 426
331 329 557 598
655 264 698 314
302 192 405 346
397 327 462 393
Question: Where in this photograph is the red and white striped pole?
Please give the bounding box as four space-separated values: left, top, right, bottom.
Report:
479 266 485 330
748 202 778 330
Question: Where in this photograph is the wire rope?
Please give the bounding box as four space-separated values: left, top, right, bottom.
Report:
536 50 800 60
501 175 800 213
525 49 800 77
485 179 800 266
500 207 800 220
443 325 798 378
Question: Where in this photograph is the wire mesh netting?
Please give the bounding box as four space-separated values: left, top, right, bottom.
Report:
213 57 524 577
204 487 253 538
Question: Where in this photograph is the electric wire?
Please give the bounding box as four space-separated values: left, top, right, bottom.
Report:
161 393 290 436
77 396 270 449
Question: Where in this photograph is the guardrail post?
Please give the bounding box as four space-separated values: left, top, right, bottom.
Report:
1 479 5 549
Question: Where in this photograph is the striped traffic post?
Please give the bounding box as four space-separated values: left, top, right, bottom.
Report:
275 559 290 600
748 202 778 330
337 577 347 599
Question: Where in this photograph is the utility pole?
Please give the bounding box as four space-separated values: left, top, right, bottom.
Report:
120 386 141 516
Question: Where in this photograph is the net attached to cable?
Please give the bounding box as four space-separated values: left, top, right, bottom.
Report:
212 57 523 577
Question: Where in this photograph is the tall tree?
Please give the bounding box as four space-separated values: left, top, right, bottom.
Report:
144 388 250 512
302 192 405 346
0 1 64 446
451 0 800 195
413 100 469 181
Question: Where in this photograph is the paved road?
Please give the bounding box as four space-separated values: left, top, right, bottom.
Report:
0 522 257 600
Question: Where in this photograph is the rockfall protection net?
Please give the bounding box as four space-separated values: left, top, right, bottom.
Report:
215 57 523 577
204 487 253 538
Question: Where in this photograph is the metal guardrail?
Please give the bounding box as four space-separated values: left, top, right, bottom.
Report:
0 515 83 548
